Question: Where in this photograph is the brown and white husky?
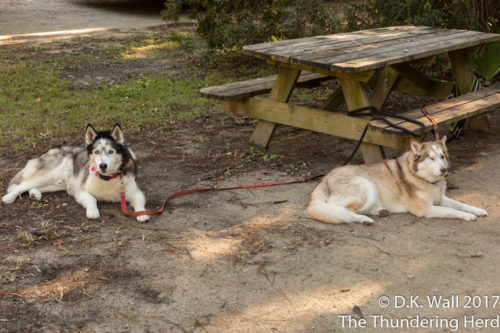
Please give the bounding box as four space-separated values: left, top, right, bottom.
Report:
2 124 150 222
306 137 487 224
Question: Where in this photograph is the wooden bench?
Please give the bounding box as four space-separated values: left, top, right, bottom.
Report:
205 77 499 153
200 71 331 100
369 82 500 137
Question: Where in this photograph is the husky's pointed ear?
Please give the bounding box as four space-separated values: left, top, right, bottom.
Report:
111 123 124 144
410 140 422 156
440 135 447 146
85 124 97 145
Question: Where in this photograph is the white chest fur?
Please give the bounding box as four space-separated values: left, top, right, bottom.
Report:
84 174 122 202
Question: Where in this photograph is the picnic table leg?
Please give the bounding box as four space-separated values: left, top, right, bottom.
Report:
249 67 301 147
369 67 400 109
339 76 386 164
320 81 345 111
449 50 490 132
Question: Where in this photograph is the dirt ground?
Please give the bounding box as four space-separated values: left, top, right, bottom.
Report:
1 110 500 332
1 3 500 332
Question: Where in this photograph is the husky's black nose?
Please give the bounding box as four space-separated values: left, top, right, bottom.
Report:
99 163 107 172
440 167 448 175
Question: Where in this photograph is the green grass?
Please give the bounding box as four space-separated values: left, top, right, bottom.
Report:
0 31 270 154
0 61 220 152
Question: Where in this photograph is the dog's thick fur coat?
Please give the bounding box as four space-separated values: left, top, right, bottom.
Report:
306 137 487 224
2 124 149 222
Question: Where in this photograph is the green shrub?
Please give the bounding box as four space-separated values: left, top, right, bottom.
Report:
162 0 341 49
344 0 500 79
345 0 499 32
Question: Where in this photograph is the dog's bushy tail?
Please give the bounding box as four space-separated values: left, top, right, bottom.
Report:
306 200 364 224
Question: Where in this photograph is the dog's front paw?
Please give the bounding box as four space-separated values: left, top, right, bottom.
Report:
357 215 374 224
461 213 477 221
86 206 100 219
29 189 42 201
470 207 487 217
2 193 17 204
136 214 150 223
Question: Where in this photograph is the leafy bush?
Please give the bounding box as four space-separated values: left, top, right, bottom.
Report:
162 0 341 49
345 0 499 32
344 0 500 79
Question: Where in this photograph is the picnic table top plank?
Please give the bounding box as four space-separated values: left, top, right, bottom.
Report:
287 29 465 72
332 31 497 72
243 26 500 73
247 27 436 63
283 28 445 63
243 26 431 52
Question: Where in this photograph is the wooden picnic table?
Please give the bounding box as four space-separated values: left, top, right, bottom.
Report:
203 26 500 163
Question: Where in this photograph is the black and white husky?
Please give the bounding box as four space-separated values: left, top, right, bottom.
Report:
2 124 149 222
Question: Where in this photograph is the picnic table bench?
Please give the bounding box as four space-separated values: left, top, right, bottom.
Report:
201 26 500 163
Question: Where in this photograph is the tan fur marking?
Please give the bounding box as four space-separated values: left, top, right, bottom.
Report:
412 149 429 172
396 158 416 197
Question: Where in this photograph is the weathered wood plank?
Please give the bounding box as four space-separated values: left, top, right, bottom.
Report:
360 143 387 164
288 28 454 68
370 83 500 131
266 61 376 82
243 26 431 55
391 63 454 98
330 31 500 72
370 92 500 135
265 28 438 64
339 76 386 162
249 119 278 148
320 83 344 111
369 66 400 109
326 31 478 69
448 49 489 132
393 76 454 98
249 67 301 147
225 97 412 150
380 93 500 135
448 50 475 95
200 71 330 100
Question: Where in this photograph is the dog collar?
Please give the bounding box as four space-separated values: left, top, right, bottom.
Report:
91 166 122 181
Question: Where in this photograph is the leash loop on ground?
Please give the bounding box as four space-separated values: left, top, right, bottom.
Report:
120 177 308 218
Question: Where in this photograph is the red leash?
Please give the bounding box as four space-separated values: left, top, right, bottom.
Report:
420 106 440 141
120 177 309 218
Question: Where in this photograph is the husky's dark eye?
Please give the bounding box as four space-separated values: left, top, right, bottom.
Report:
94 150 100 155
108 150 114 154
440 154 444 159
